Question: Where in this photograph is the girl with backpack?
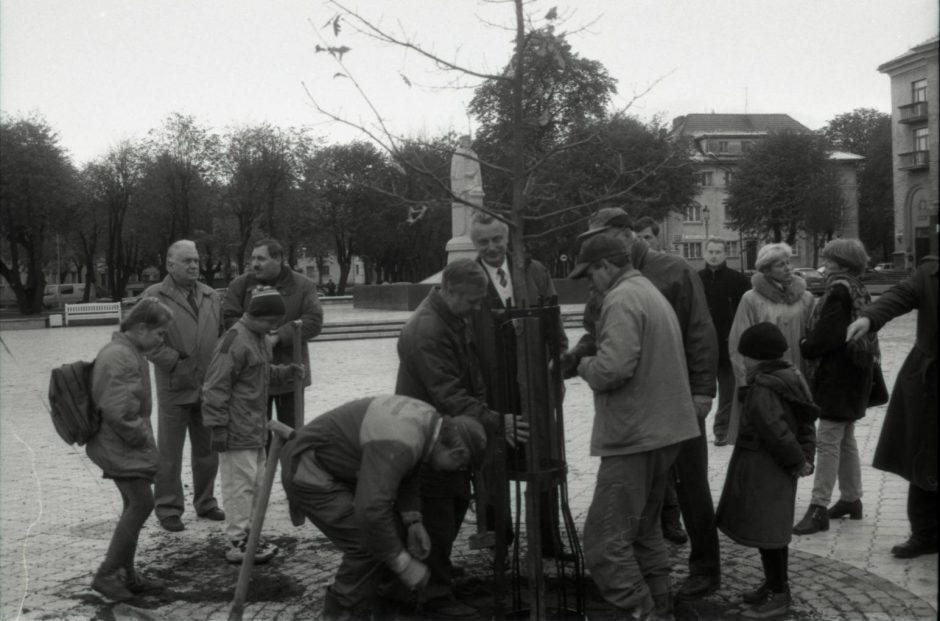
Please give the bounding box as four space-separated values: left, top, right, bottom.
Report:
87 298 173 601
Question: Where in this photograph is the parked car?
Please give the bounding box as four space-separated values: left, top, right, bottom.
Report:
792 267 826 295
873 262 895 272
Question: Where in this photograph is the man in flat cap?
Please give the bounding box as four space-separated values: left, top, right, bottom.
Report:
569 235 700 619
564 207 721 599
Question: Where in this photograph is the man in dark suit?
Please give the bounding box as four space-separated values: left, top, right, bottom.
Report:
468 212 569 558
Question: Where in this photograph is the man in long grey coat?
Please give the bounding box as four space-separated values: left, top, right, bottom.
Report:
144 239 224 532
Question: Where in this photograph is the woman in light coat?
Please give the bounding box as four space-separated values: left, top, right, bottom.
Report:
88 298 173 602
727 243 815 441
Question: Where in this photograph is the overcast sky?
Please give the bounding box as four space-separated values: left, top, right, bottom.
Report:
1 0 936 166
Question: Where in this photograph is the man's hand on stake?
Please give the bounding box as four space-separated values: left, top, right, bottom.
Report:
504 413 530 447
406 522 431 560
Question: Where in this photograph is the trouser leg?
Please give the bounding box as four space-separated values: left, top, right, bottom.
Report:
583 446 678 612
660 473 681 528
758 548 787 592
421 494 470 601
674 417 720 577
811 419 844 507
837 422 862 502
154 403 188 520
189 404 220 515
290 478 392 610
101 479 155 573
219 449 265 541
908 483 939 541
712 361 735 438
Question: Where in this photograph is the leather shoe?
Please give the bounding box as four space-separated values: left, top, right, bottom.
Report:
891 536 938 559
714 436 728 447
676 574 720 599
159 516 185 532
198 507 226 521
662 521 688 545
828 499 862 520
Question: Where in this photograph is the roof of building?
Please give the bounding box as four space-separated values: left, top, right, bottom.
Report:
671 113 813 136
878 34 939 73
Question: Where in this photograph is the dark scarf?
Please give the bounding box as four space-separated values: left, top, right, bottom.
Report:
807 272 880 374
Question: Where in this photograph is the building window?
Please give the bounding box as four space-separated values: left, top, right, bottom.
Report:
725 241 740 257
723 170 733 185
681 242 703 259
684 204 702 222
718 141 729 153
701 171 714 187
913 78 928 103
914 127 929 152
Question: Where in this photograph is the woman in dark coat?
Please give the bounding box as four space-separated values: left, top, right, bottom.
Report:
717 322 817 620
88 298 173 601
794 239 876 535
847 257 938 558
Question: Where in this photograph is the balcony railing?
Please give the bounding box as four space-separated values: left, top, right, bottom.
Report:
898 101 928 124
898 150 929 170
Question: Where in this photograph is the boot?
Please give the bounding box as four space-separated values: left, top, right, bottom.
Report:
741 581 770 605
793 504 829 535
740 587 791 619
126 567 166 594
92 568 134 602
320 587 354 621
827 499 862 520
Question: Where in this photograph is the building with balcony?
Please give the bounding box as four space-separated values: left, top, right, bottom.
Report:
667 113 863 270
878 35 939 267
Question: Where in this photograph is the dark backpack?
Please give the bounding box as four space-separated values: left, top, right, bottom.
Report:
48 360 100 446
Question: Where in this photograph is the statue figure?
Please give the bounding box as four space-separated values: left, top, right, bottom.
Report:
447 135 484 260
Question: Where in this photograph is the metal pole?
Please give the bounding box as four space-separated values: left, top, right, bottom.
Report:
292 319 304 431
229 420 295 621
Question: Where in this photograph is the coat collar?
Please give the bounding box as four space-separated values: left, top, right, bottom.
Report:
750 271 807 305
426 287 467 332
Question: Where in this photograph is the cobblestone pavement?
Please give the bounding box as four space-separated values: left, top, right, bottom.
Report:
0 305 935 620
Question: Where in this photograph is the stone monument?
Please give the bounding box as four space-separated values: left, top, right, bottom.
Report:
446 134 484 262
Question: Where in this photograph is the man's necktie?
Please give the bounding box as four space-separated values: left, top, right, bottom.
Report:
186 288 199 317
496 268 508 288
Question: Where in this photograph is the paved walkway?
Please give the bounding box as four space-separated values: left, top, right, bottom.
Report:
0 305 935 620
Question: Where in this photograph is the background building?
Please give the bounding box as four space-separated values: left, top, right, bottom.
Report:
668 113 863 270
878 35 939 268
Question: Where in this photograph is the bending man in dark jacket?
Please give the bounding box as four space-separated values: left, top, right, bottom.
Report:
396 259 529 619
564 208 722 598
847 256 938 559
280 395 487 621
223 238 323 430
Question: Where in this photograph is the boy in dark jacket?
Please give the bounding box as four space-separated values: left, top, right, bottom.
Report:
716 322 817 619
202 288 302 564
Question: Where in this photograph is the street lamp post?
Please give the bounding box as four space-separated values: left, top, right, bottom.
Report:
703 206 711 240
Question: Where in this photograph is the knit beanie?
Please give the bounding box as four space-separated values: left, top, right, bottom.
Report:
248 287 286 317
755 242 793 271
738 322 789 360
451 415 487 469
820 238 869 274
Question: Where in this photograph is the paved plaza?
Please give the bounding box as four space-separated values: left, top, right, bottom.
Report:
0 304 936 620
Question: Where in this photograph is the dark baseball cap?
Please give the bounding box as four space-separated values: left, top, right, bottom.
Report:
577 207 635 241
568 235 629 279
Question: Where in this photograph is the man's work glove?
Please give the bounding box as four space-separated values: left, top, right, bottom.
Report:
791 461 814 479
210 427 228 453
559 351 580 379
406 521 431 560
692 395 713 420
390 551 430 591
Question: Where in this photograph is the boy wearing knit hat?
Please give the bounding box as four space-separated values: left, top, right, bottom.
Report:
202 287 304 563
715 322 818 619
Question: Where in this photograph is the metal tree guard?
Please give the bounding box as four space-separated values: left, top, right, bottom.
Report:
488 301 585 621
